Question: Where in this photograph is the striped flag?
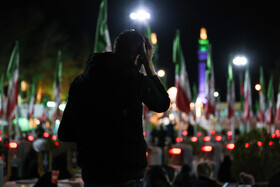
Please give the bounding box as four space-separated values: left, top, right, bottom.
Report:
205 45 215 119
243 65 252 120
276 76 280 125
257 67 266 122
227 62 235 119
0 74 4 119
94 0 111 53
53 51 62 123
6 41 19 126
173 30 192 114
145 22 158 67
28 79 36 119
266 75 274 125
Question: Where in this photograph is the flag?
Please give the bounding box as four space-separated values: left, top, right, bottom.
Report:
173 30 192 114
227 62 235 119
145 23 158 67
6 41 19 124
0 74 4 119
53 50 62 123
243 65 252 120
205 45 215 119
28 79 36 119
93 0 111 53
257 67 266 122
266 75 274 125
276 76 280 125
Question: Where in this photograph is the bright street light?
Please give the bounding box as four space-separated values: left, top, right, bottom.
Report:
255 84 261 91
130 9 150 21
158 69 165 77
214 91 219 97
233 56 248 66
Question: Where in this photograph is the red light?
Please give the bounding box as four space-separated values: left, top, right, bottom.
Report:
54 141 59 146
197 132 202 137
0 137 2 142
203 136 211 142
277 134 280 138
169 148 182 155
0 156 2 160
215 135 222 141
190 137 198 142
269 141 274 146
143 132 146 137
272 133 276 138
210 130 215 135
201 146 212 152
257 141 262 147
146 152 148 157
182 130 188 136
0 130 2 134
245 142 250 148
275 129 280 134
43 132 49 138
52 135 57 141
227 131 232 136
176 137 183 143
9 142 18 149
226 143 235 150
28 136 34 141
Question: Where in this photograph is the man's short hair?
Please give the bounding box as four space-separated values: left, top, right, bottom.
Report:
113 29 144 60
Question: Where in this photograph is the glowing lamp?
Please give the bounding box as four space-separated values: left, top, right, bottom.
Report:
255 84 261 91
146 152 148 157
227 131 232 136
9 142 18 149
269 141 274 146
275 129 280 134
226 143 235 150
28 136 34 141
176 137 183 143
203 136 211 142
215 135 222 141
245 142 250 148
190 137 198 142
277 134 280 138
201 146 212 152
210 130 215 135
52 135 57 141
182 130 188 136
257 141 262 147
151 33 157 45
0 137 2 142
200 28 207 40
143 132 146 137
0 130 2 134
54 141 59 146
272 133 275 138
43 132 49 138
197 132 202 137
169 148 182 155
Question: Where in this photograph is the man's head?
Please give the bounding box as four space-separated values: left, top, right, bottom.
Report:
113 29 145 68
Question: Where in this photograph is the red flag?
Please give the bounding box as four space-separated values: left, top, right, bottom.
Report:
266 75 274 125
6 41 19 124
173 30 192 114
227 62 235 119
243 66 252 120
276 77 280 125
205 45 215 119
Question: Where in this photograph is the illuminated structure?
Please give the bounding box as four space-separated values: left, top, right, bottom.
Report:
197 28 209 104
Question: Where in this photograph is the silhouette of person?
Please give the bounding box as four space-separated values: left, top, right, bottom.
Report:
58 29 170 186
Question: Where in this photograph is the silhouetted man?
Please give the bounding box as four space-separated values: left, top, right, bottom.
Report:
58 29 170 187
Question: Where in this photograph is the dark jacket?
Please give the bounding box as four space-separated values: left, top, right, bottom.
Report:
58 52 170 184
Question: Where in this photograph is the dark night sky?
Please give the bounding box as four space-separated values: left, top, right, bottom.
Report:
1 0 280 101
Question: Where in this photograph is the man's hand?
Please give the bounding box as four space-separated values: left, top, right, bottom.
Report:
141 37 157 76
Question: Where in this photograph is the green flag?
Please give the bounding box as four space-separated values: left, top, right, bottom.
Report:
266 75 274 124
145 22 158 67
94 0 111 53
